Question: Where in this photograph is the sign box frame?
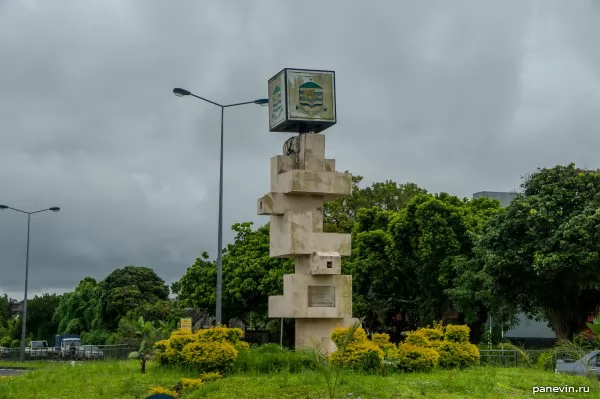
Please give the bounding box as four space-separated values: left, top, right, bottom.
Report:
268 68 337 133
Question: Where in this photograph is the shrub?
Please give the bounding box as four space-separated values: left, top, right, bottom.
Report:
444 325 470 343
415 327 444 347
179 377 204 391
153 326 248 370
437 341 480 369
182 341 238 373
331 326 369 348
200 371 223 382
329 340 384 372
395 343 440 372
148 386 178 398
196 325 244 343
169 331 197 351
371 333 399 359
535 350 556 371
404 332 431 348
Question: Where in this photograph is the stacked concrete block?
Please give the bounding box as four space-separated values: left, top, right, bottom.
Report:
257 133 357 354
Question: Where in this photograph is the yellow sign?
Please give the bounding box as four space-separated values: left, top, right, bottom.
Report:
180 318 192 333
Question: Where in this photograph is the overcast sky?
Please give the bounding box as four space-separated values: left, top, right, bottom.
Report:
1 0 599 300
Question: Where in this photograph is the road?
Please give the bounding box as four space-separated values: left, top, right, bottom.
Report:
0 368 27 376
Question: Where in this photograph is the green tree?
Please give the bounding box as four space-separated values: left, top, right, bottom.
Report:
26 293 61 343
478 164 600 339
0 294 15 328
177 223 293 327
123 299 186 327
0 295 19 347
387 194 502 330
53 277 100 335
324 176 427 233
343 207 409 336
177 251 217 315
344 193 501 340
97 266 170 330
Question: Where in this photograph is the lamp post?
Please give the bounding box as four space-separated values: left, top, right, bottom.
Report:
173 87 268 325
0 205 60 362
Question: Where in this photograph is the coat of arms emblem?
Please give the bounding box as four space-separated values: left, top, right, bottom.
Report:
297 80 326 116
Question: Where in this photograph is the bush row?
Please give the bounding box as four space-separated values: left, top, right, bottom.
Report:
152 323 478 375
330 321 480 373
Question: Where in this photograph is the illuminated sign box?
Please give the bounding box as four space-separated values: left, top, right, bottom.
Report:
268 68 336 133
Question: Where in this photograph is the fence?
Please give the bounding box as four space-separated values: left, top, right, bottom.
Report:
1 344 558 369
0 345 132 362
479 349 557 368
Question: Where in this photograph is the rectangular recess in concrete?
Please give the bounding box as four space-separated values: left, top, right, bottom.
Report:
308 285 336 307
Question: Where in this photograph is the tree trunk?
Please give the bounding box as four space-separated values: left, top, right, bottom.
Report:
467 305 489 345
140 359 146 374
548 308 588 341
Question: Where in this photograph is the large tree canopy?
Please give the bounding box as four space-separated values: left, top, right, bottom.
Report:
479 164 600 339
345 193 502 342
26 293 61 343
97 266 170 330
324 176 427 233
54 277 101 334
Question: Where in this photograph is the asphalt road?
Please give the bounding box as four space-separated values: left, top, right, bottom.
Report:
0 368 27 376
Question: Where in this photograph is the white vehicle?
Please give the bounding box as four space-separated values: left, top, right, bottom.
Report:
25 340 52 358
79 345 104 360
60 338 82 359
0 346 9 358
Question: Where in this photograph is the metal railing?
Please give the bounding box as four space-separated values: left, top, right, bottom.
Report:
0 345 133 362
479 349 557 368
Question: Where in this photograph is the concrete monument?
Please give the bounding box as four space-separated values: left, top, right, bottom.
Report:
258 69 358 354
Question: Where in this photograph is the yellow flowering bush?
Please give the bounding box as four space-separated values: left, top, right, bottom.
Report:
169 331 197 350
395 343 440 372
398 322 479 370
182 341 238 373
371 332 399 359
196 325 244 343
329 327 384 372
200 371 223 382
404 331 431 348
153 326 248 370
437 341 480 369
148 386 179 398
179 377 204 391
444 325 470 343
330 326 369 348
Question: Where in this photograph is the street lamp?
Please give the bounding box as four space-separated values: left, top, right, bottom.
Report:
0 205 60 362
173 87 268 326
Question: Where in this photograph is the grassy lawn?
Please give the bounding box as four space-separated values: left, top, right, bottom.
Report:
0 360 596 399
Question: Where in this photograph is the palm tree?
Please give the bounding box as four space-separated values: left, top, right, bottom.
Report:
127 316 159 373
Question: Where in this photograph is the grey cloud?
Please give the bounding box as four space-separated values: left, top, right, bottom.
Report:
1 0 599 297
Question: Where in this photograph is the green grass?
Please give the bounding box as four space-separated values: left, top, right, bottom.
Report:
0 360 596 399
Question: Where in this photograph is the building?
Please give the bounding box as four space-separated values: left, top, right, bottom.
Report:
472 191 556 346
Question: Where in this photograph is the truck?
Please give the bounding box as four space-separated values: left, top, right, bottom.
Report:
54 334 81 359
24 340 53 358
